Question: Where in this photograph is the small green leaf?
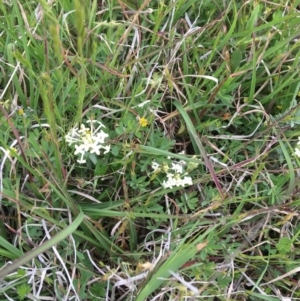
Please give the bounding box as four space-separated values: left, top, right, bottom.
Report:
16 283 31 300
111 145 120 156
276 237 292 254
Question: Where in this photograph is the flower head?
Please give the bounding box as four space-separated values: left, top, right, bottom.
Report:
139 117 149 127
65 120 110 164
162 173 193 189
150 156 194 189
17 107 24 116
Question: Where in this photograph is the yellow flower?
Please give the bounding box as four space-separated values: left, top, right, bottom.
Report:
139 117 149 127
17 108 24 116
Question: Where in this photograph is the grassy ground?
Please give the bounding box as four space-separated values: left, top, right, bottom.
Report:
1 0 300 300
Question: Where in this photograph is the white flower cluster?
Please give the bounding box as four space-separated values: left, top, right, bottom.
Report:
151 159 193 189
65 120 110 164
295 138 300 158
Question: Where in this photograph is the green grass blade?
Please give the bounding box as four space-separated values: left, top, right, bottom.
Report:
0 236 23 260
136 223 217 301
0 211 84 280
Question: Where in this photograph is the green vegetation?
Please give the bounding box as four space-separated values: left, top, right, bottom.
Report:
1 0 300 300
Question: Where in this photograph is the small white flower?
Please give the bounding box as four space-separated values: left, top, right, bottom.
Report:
89 144 100 155
152 161 160 172
94 132 108 144
171 162 183 174
162 173 175 189
78 124 87 135
74 144 88 155
295 147 300 158
103 145 111 154
182 175 193 186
